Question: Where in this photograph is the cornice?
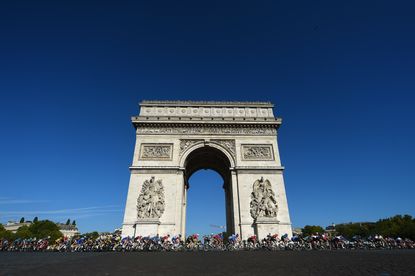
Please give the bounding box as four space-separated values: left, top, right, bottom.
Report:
132 120 282 129
140 100 274 108
132 117 282 125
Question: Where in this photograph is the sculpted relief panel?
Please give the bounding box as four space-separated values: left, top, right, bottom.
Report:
137 176 165 219
250 177 278 219
179 139 236 159
137 126 276 136
211 139 236 158
179 139 203 155
242 144 274 160
140 144 173 160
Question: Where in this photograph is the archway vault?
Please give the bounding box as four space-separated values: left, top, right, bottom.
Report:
122 100 292 240
184 145 231 185
182 145 235 235
180 140 235 178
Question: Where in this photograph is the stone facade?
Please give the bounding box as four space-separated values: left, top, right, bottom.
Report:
4 221 80 238
121 100 292 240
3 221 32 233
57 223 80 238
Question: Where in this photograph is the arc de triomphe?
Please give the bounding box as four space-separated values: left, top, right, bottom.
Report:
122 100 292 239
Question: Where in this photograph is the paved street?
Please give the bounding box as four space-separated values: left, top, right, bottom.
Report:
1 250 414 275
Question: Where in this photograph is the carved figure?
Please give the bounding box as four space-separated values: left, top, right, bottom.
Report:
137 176 165 219
250 177 278 219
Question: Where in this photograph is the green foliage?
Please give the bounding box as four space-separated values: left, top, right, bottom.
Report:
0 224 15 240
302 225 324 236
15 225 32 239
1 220 63 242
72 220 76 226
335 222 376 238
13 220 61 241
19 217 25 223
335 215 415 239
33 217 39 223
28 220 63 241
375 214 415 239
66 219 70 225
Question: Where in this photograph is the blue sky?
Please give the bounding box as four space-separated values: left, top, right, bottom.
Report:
0 1 414 234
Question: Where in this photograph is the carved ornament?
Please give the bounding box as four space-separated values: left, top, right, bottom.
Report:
140 144 172 160
242 144 274 160
137 176 165 219
250 177 278 219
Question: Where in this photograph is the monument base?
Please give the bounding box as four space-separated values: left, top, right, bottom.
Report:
254 217 280 239
134 218 160 237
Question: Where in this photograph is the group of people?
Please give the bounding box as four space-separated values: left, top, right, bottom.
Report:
1 232 414 252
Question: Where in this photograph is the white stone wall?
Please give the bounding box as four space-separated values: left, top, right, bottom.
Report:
121 171 185 237
235 170 291 238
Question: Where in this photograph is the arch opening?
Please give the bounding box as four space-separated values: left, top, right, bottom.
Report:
183 146 234 237
186 169 226 236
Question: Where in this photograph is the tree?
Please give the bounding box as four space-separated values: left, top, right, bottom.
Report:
302 225 324 236
335 214 415 239
335 222 374 238
4 220 63 242
15 225 32 239
19 217 25 223
29 220 62 241
33 217 39 223
66 219 70 225
0 224 15 240
374 214 415 240
72 220 76 226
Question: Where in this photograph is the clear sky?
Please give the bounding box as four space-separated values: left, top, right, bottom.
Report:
1 1 414 234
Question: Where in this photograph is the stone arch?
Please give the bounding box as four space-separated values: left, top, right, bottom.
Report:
121 100 292 240
179 140 236 169
181 145 235 235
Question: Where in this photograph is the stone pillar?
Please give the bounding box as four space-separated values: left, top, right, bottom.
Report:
254 217 280 239
135 219 161 237
230 170 241 237
175 170 186 238
181 178 188 238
